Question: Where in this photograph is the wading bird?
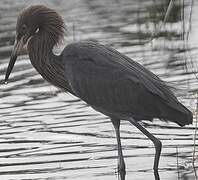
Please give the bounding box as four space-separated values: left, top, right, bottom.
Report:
5 5 192 180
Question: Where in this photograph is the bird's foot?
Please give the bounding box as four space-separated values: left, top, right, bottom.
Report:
117 160 126 180
154 170 160 180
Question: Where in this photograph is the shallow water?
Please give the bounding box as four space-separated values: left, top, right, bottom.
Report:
0 0 198 180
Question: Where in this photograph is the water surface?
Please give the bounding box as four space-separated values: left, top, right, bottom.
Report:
0 0 198 180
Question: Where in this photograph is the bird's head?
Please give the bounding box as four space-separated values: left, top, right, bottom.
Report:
5 5 65 82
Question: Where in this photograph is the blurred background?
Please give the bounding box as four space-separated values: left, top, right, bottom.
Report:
0 0 197 179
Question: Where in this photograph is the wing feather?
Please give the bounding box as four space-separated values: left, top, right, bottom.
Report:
63 41 186 116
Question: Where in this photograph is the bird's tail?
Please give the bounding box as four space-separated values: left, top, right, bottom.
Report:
158 101 193 127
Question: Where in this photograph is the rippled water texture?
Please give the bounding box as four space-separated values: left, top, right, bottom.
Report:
0 0 198 180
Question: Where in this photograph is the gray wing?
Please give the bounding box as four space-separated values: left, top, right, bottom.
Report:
63 41 183 118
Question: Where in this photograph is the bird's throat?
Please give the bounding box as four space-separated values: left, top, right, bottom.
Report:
28 37 73 94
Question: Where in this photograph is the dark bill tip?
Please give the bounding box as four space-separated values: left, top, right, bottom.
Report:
5 53 17 83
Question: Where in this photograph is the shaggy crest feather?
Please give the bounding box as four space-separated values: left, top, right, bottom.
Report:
16 5 73 93
17 5 65 48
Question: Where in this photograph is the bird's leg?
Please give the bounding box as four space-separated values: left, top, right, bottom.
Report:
111 118 126 178
128 118 162 172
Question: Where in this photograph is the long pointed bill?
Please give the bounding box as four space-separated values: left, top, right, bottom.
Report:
5 52 17 82
5 38 24 83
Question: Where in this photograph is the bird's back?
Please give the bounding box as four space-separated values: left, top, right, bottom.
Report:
62 41 192 126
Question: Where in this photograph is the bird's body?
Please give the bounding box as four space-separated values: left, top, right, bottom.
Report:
62 41 192 125
5 5 193 180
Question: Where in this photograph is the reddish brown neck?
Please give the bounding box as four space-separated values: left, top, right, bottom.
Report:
28 34 73 94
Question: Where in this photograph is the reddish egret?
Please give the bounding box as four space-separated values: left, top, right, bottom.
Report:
5 5 192 179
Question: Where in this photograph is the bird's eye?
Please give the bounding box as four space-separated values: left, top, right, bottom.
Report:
21 24 27 33
17 24 27 40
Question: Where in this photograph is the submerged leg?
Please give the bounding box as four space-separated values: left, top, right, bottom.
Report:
128 118 162 171
111 118 126 179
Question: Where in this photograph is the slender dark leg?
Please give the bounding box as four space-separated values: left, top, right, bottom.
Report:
111 118 126 179
128 118 162 172
154 170 160 180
